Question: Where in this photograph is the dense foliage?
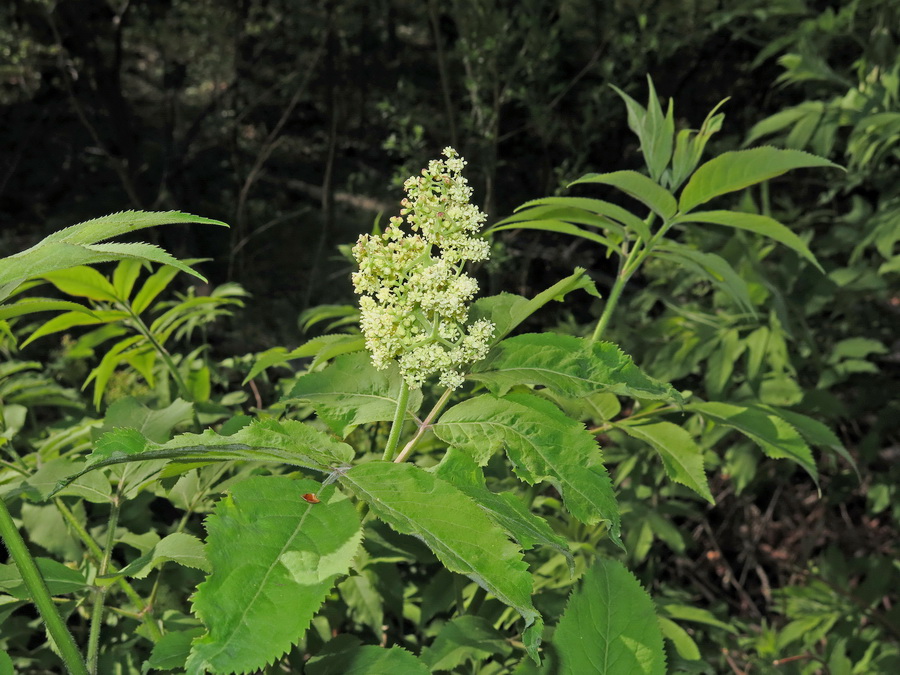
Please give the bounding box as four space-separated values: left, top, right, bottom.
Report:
1 1 898 674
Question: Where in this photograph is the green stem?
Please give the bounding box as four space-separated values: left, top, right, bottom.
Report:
0 497 88 675
86 485 123 674
120 303 192 402
591 213 672 343
54 499 162 642
590 272 627 343
394 387 453 463
467 585 487 615
382 383 411 461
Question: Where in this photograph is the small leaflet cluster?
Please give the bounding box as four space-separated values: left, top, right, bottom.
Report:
352 147 494 389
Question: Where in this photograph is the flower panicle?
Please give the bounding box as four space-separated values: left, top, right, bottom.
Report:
352 148 495 389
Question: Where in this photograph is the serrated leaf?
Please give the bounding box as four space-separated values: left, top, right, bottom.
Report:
552 558 666 675
616 421 714 503
688 401 817 484
420 615 514 671
41 210 227 245
102 533 209 580
432 447 573 566
49 418 353 496
185 477 361 675
306 638 430 675
675 210 823 272
570 170 678 220
470 269 600 342
339 462 543 661
470 333 682 404
287 352 422 437
679 147 839 213
435 393 620 541
0 298 96 321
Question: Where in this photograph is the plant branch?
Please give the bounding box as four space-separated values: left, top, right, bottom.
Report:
0 496 88 675
54 499 161 642
86 480 124 674
382 383 411 462
394 387 453 464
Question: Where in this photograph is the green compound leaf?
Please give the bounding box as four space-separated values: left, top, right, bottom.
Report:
434 393 620 543
339 462 543 662
101 533 209 581
0 211 225 302
471 268 600 343
306 636 430 675
570 170 678 220
185 476 361 675
552 558 666 675
678 147 839 213
41 210 227 246
674 209 824 273
687 401 817 485
287 352 422 437
432 447 573 567
615 421 714 504
49 418 353 496
470 333 682 405
420 615 514 671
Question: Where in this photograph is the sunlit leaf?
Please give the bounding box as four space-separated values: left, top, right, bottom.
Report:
287 352 422 437
339 462 543 661
470 333 682 404
185 477 361 675
552 558 666 674
679 147 839 213
435 393 620 541
570 170 678 220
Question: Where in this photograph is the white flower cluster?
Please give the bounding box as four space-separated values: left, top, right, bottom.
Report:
352 147 495 389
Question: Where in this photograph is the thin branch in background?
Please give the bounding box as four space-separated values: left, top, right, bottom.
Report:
45 5 144 210
428 0 458 149
228 37 327 278
497 42 608 144
300 9 338 313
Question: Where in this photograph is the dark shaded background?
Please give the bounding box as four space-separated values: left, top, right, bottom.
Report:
1 0 789 348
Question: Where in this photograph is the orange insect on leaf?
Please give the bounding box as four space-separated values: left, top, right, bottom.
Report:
301 493 320 504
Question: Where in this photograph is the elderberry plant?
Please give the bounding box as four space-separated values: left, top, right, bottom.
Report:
0 81 849 675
